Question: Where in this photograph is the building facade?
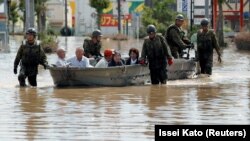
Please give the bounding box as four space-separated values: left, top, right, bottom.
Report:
75 0 144 36
46 0 73 33
0 0 8 52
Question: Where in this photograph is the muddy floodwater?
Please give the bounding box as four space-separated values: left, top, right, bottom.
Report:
0 36 249 140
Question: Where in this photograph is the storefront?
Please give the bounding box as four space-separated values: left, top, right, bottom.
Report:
0 0 8 52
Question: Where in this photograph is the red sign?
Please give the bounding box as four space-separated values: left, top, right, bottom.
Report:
101 14 132 27
101 14 118 26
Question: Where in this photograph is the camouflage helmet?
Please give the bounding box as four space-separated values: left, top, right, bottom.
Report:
147 24 157 34
26 27 37 36
200 18 209 26
176 14 184 21
92 29 102 37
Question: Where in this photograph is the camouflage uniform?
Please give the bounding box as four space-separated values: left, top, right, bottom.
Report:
165 24 190 58
197 29 220 75
14 40 48 86
141 34 172 84
83 38 102 58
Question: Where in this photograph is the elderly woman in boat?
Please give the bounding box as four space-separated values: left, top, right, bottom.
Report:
108 50 125 67
125 48 139 65
67 47 93 68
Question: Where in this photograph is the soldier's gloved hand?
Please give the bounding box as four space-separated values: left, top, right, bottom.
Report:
139 59 146 65
14 68 17 74
167 58 173 66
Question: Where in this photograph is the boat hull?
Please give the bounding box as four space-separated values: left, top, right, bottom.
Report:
49 65 150 87
49 59 197 86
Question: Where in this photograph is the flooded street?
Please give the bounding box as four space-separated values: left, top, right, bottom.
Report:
0 36 250 140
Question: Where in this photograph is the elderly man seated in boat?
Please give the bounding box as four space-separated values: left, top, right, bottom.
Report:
55 48 69 67
67 47 93 68
108 50 125 67
95 49 113 68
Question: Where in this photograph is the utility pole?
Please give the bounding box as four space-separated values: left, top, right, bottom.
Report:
190 0 194 31
117 0 121 34
64 0 68 36
25 0 35 31
205 0 209 18
211 0 213 28
7 0 11 33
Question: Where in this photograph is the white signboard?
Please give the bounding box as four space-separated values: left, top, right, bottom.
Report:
0 3 4 13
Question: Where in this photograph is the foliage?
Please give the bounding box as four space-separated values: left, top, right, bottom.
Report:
35 0 48 35
47 27 59 36
40 31 58 53
141 0 177 35
18 0 25 32
9 1 19 34
89 0 111 29
138 26 147 38
187 25 200 39
18 0 47 34
19 0 25 12
223 26 232 33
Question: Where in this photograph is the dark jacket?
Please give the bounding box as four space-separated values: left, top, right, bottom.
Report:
108 59 125 67
141 34 172 69
14 40 48 75
83 38 102 58
125 58 139 65
165 24 190 58
197 29 220 60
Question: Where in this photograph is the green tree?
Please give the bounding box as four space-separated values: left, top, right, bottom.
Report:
9 1 19 34
89 0 111 29
35 0 48 34
216 0 225 46
18 0 47 34
142 0 176 34
19 0 25 32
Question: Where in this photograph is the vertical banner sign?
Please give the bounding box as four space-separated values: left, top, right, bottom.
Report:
182 0 188 15
177 0 182 13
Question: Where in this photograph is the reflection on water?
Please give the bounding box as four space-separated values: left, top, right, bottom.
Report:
0 36 249 140
18 88 46 141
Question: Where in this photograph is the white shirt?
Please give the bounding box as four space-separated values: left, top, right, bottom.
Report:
130 59 137 65
67 56 92 68
55 58 68 67
95 58 109 68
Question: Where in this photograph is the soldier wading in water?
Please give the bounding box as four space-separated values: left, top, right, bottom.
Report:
141 25 173 85
197 18 222 75
14 28 49 87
